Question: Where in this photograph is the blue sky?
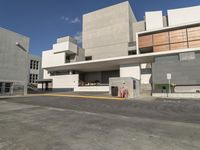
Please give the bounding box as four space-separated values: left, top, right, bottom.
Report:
0 0 199 56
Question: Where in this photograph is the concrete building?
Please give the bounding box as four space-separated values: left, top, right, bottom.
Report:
41 1 200 97
0 27 30 96
83 2 137 60
29 54 43 85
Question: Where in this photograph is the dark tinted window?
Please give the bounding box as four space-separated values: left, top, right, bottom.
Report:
85 56 92 61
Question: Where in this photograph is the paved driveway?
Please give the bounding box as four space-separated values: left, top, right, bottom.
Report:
0 96 200 150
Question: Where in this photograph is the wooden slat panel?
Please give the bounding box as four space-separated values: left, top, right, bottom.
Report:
189 40 200 48
187 26 200 41
153 32 169 45
169 29 187 43
187 26 200 32
138 35 153 48
170 42 188 50
153 44 170 52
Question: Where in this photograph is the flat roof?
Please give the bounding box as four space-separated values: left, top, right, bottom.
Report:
43 48 200 72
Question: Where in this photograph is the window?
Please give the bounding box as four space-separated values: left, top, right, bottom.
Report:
85 56 92 61
0 83 2 93
50 70 70 76
5 83 11 93
32 61 34 69
36 75 38 81
30 60 33 69
29 74 32 83
65 56 70 63
33 74 35 83
36 61 39 70
128 50 136 55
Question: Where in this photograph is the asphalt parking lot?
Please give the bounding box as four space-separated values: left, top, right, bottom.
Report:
0 95 200 150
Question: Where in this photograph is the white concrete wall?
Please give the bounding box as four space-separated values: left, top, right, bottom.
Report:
42 70 79 89
52 74 79 89
42 36 85 69
43 69 51 79
145 11 163 30
141 74 151 84
140 63 152 84
120 64 141 80
57 36 77 44
168 6 200 26
153 93 200 99
74 86 109 92
175 86 200 93
53 41 77 54
42 50 65 68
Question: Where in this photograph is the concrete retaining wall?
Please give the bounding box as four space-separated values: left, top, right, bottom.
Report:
153 93 200 99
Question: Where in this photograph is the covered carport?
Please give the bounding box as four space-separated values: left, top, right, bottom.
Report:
37 79 52 91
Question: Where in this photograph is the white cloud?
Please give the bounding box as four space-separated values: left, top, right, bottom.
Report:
60 16 81 24
61 16 69 21
74 32 82 44
70 17 80 24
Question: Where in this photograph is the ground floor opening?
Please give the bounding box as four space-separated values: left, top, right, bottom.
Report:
0 81 26 96
79 70 120 86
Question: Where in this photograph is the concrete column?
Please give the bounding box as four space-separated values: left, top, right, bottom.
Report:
24 83 27 95
10 83 14 95
2 82 5 95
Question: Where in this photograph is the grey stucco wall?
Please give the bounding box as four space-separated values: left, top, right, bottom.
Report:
152 52 200 86
0 27 29 84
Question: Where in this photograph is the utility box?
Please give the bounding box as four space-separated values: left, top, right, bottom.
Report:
109 77 140 98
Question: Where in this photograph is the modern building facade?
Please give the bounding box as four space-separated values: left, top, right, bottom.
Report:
0 27 30 96
29 54 43 84
41 2 200 96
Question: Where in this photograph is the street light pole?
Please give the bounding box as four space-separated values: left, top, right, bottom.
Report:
168 79 171 94
167 73 172 96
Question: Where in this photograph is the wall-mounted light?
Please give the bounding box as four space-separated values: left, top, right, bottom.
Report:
16 42 27 52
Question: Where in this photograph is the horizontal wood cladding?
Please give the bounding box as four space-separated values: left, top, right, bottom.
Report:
138 25 200 53
153 32 169 45
187 26 200 41
170 42 188 50
138 35 153 48
169 29 187 43
153 44 170 52
189 40 200 48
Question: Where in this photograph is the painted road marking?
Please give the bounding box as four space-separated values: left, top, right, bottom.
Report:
39 93 125 100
